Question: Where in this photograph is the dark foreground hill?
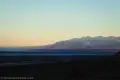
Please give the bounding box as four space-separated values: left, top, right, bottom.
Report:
0 56 120 80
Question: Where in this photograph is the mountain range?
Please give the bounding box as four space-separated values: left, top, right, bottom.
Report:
0 36 120 51
36 36 120 50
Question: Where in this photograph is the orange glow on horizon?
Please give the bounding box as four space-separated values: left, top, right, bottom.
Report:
0 40 55 47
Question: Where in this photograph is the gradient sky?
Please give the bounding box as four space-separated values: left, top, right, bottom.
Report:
0 0 120 47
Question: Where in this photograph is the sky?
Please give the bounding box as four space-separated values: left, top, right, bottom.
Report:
0 0 120 47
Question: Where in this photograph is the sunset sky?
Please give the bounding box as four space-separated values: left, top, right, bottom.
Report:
0 0 120 47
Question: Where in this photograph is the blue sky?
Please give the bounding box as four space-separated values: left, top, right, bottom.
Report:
0 0 120 46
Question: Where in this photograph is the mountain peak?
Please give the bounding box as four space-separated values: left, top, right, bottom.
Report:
38 36 120 50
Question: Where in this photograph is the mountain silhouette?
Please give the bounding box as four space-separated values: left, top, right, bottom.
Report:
37 36 120 50
0 36 120 51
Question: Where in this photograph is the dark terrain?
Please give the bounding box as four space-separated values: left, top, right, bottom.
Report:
0 57 120 80
0 51 120 80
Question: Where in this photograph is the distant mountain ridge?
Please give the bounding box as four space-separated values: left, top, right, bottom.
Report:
38 36 120 50
0 36 120 51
